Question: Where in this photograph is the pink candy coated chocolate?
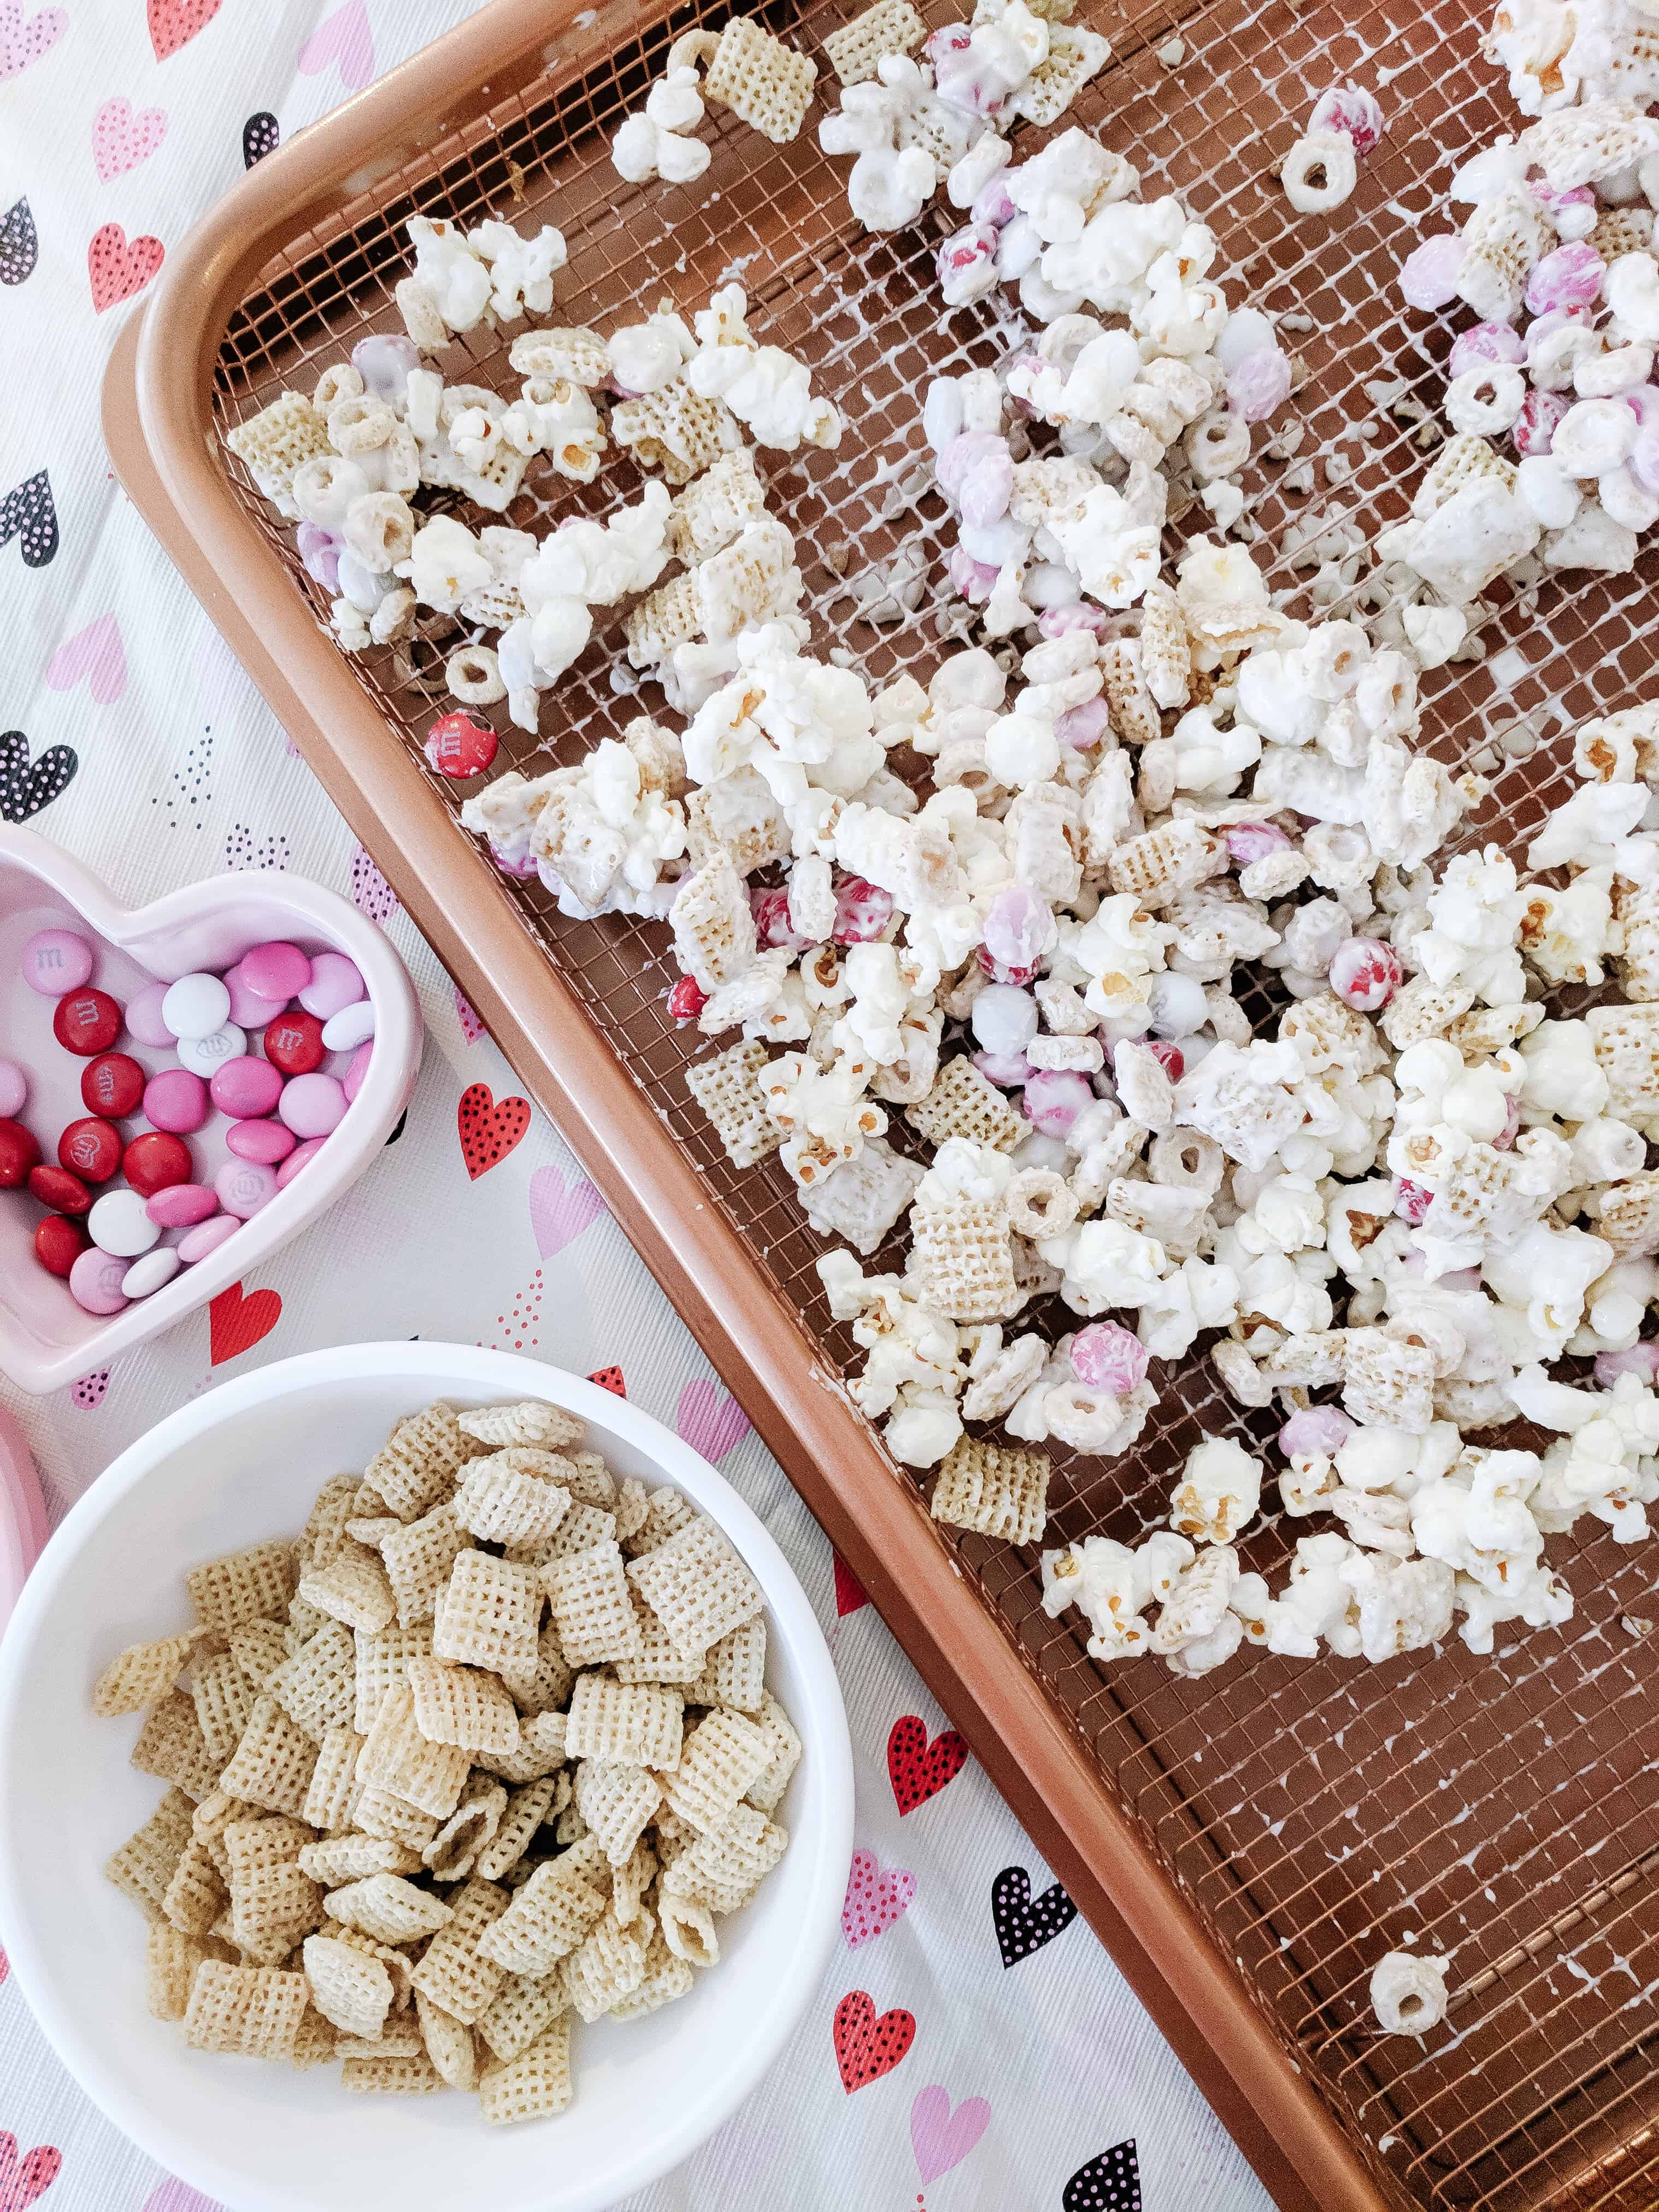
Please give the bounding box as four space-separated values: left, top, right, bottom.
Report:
279 1072 347 1137
1308 83 1384 156
342 1041 373 1104
68 1247 128 1315
973 1048 1033 1087
750 887 813 953
222 962 286 1027
211 1056 284 1119
1492 1093 1521 1150
983 884 1052 971
1449 321 1526 379
146 1183 218 1228
1512 387 1569 456
240 940 313 1002
1595 1342 1659 1386
178 1214 238 1264
143 1068 210 1135
226 1118 297 1165
1226 821 1292 867
1054 698 1112 748
1399 234 1467 311
1525 241 1603 316
936 431 1014 528
1226 347 1291 423
0 1061 24 1120
1329 936 1402 1011
1070 1321 1150 1393
1280 1404 1355 1458
215 1158 278 1218
351 331 420 399
947 544 999 602
1393 1175 1433 1223
1038 601 1109 639
298 950 366 1020
124 980 175 1048
970 174 1017 228
295 522 342 594
832 877 894 946
1632 415 1659 493
22 928 94 997
276 1137 327 1189
1022 1067 1094 1136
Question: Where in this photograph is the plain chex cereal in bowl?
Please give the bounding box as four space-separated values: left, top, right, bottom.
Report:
0 1345 850 2212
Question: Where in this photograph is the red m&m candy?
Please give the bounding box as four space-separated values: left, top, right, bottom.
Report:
0 1119 43 1188
35 1215 89 1278
52 987 122 1056
425 711 498 779
122 1131 193 1198
27 1164 92 1215
58 1116 122 1183
264 1011 325 1076
81 1052 146 1119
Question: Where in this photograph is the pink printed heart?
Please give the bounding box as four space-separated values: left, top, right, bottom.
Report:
142 2182 222 2212
45 613 126 704
0 2 65 78
842 1848 915 1949
910 2085 991 2186
297 0 373 90
528 1164 604 1258
92 97 168 181
676 1378 750 1461
70 1370 108 1409
349 846 398 926
0 1946 8 1986
455 988 484 1044
0 2132 61 2209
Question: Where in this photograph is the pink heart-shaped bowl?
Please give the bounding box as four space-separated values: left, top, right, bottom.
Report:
0 826 422 1392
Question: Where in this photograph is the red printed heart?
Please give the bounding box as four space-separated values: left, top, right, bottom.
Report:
887 1714 968 1816
146 0 219 60
87 222 163 313
833 1990 914 2093
833 1550 868 1618
0 2132 62 2209
457 1084 531 1180
587 1366 626 1397
208 1282 282 1366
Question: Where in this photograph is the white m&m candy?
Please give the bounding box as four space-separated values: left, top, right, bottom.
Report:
161 972 232 1040
177 1022 248 1077
87 1189 162 1259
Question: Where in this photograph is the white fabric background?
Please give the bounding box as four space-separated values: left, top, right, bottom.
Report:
0 3 1273 2204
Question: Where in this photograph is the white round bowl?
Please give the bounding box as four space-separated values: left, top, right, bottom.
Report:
0 1344 852 2212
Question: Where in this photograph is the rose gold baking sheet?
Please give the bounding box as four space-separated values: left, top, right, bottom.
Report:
104 0 1659 2203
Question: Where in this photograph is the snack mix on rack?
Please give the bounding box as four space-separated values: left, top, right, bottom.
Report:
219 7 1659 1700
98 1399 798 2118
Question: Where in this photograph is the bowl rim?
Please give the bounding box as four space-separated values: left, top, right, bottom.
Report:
0 1342 855 2211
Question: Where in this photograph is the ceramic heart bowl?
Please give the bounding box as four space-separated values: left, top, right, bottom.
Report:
0 826 422 1393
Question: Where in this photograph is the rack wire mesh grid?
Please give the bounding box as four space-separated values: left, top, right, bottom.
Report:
205 0 1659 2203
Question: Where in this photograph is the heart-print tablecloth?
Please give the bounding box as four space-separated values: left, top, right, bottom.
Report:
0 4 1272 2206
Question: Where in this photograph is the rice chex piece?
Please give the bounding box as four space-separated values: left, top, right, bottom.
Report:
286 1598 327 1650
531 1503 617 1566
566 1673 684 1770
500 1621 575 1716
472 1708 567 1785
574 1757 661 1864
542 1540 641 1667
742 1691 803 1816
227 1620 290 1689
146 1921 231 2021
326 1872 453 1945
628 1519 764 1654
658 1891 719 1967
269 1620 357 1739
610 1925 696 2017
477 1857 608 1975
405 1655 521 1754
475 1774 562 1882
670 856 757 992
687 1039 783 1169
287 2005 338 2069
611 384 740 486
414 1989 478 2089
296 1548 395 1634
424 1778 508 1880
568 1904 654 2021
358 1680 471 1817
299 1835 422 1885
479 2017 574 2125
454 1457 570 1546
301 1474 362 1573
930 1436 1050 1545
702 15 816 141
354 1787 440 1851
162 1836 227 1937
354 1623 434 1734
217 1693 320 1817
105 1787 196 1917
191 1649 260 1767
799 1137 925 1256
131 1689 222 1801
346 1516 401 1551
823 0 924 83
433 1551 542 1680
908 1193 1020 1322
613 1593 705 1686
663 1799 789 1912
223 391 330 511
341 2051 442 2095
225 1816 322 1963
623 572 702 671
657 1708 772 1833
408 1876 511 2025
685 1616 767 1711
458 1401 585 1453
364 1403 479 1523
614 1478 650 1546
667 450 767 563
315 1919 416 2008
907 1058 1025 1152
477 1968 567 2061
187 1540 296 1633
622 1486 698 1558
302 1933 393 2040
93 1633 199 1717
302 1724 365 1831
184 1959 309 2059
1009 21 1108 124
381 1505 470 1629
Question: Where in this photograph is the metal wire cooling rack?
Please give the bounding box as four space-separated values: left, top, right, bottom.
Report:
122 0 1659 2201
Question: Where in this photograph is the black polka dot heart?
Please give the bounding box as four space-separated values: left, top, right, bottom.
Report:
0 198 38 287
1 470 58 568
1 731 77 824
992 1863 1078 1968
1063 2139 1142 2211
242 111 279 167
